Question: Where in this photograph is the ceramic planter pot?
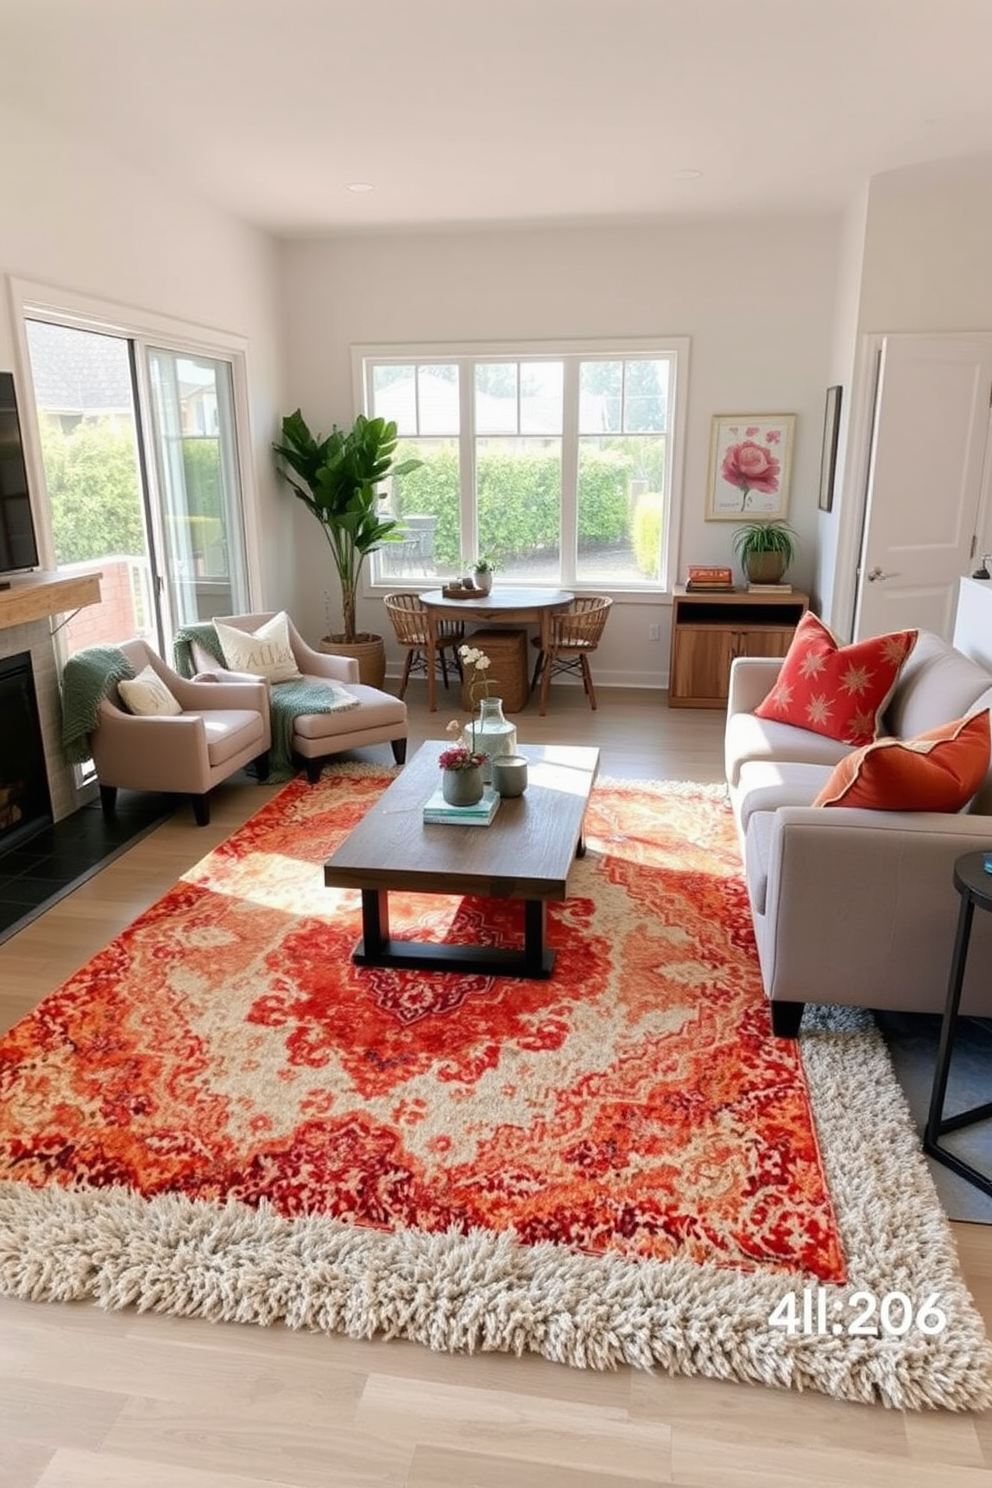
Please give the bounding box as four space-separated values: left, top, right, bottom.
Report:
744 551 788 584
441 764 485 806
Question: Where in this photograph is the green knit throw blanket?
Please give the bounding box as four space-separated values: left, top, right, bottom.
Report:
266 679 360 781
173 623 226 679
61 645 136 764
173 622 360 782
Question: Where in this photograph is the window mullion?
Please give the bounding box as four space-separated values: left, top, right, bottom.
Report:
459 358 477 566
560 358 580 586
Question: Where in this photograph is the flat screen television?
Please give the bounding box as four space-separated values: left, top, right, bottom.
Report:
0 371 40 579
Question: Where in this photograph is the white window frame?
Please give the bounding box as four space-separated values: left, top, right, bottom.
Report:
6 276 263 618
352 336 689 600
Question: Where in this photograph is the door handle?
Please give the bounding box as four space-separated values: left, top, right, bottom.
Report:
866 565 899 582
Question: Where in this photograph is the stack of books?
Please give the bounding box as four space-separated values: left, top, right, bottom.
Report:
747 581 793 593
685 565 734 593
422 785 501 827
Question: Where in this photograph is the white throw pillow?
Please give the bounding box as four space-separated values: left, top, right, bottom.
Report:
213 612 302 684
118 664 183 717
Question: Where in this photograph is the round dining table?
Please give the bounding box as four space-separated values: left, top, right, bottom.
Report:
419 586 574 711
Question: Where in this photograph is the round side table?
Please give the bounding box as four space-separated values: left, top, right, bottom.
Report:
923 851 992 1197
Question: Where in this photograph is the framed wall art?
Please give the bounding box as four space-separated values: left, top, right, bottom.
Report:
706 413 795 520
818 385 842 512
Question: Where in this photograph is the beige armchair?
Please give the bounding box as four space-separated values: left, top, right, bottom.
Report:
208 613 408 781
91 639 271 826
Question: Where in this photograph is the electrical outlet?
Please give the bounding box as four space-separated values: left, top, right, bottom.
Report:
648 624 660 641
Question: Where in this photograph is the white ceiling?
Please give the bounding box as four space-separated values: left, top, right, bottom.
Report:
5 0 992 238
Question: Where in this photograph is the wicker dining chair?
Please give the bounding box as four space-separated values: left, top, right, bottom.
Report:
530 596 613 715
384 592 465 700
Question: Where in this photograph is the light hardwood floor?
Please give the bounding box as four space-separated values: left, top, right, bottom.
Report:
0 683 989 1488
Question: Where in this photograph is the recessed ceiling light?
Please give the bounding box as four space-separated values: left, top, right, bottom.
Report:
347 182 375 193
673 169 703 181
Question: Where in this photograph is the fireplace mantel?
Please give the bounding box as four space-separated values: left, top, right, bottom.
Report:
0 570 103 631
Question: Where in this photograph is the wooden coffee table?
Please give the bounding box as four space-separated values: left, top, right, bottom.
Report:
323 740 600 979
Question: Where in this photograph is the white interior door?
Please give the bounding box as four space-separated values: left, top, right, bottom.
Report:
854 334 992 640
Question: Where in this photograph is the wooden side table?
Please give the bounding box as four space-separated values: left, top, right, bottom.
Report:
667 587 809 707
923 851 992 1197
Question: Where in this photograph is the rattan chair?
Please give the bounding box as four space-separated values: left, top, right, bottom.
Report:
384 592 464 700
530 596 613 715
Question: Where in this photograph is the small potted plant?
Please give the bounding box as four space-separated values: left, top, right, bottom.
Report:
731 519 799 585
439 721 486 806
472 556 495 595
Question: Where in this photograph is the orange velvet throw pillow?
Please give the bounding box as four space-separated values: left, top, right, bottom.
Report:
755 613 917 746
812 711 991 811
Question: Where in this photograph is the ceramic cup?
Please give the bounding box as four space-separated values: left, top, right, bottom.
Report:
491 755 528 797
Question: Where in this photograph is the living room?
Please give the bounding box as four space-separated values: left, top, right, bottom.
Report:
2 2 992 1483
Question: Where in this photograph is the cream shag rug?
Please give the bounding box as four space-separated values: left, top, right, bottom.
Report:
0 769 988 1411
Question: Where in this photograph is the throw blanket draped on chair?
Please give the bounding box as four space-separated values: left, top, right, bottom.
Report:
61 646 136 764
173 622 360 782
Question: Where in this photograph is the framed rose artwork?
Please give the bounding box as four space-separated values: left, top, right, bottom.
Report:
706 414 796 520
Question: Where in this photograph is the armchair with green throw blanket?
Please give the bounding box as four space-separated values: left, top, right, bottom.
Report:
175 613 408 781
62 645 137 765
63 639 271 826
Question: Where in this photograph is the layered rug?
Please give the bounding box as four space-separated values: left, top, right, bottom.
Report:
0 764 989 1411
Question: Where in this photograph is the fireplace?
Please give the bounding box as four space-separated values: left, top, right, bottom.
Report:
0 650 53 853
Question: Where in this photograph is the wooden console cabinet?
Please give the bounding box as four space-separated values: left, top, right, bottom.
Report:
667 586 809 707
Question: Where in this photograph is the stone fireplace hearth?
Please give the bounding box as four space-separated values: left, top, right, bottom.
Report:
0 650 52 851
0 571 103 828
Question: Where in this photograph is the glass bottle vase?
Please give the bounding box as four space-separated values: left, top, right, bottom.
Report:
466 696 518 783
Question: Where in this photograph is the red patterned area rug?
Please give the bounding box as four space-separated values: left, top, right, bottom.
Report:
0 764 988 1410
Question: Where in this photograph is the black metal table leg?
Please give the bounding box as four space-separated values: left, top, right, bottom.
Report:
923 853 992 1199
352 892 555 979
523 899 553 977
357 888 390 958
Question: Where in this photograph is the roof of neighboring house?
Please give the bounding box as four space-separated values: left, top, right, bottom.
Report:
26 321 134 415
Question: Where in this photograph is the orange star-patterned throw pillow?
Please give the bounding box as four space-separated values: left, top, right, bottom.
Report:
812 711 990 811
754 613 918 746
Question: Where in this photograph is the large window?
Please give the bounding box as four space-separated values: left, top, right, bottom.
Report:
357 339 688 592
21 316 251 658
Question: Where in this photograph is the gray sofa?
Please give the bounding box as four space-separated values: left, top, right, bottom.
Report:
725 632 992 1035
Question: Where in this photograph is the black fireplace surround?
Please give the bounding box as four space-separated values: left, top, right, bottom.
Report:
0 650 52 855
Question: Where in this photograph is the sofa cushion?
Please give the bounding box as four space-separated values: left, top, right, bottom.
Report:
754 613 917 746
725 709 852 789
734 760 835 835
291 681 406 739
199 709 267 767
885 631 992 738
214 611 302 684
966 690 992 814
813 711 991 812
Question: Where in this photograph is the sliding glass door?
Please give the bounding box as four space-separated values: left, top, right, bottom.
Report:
24 318 249 656
145 347 247 633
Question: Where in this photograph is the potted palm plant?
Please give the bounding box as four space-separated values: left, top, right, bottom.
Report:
273 410 422 685
731 519 799 585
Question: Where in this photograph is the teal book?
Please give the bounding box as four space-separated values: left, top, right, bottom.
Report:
422 785 501 826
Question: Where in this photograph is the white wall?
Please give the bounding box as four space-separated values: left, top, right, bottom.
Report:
814 184 869 633
279 217 841 686
860 155 992 332
821 154 992 637
0 100 288 604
